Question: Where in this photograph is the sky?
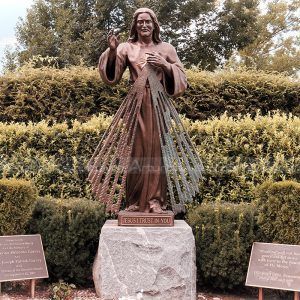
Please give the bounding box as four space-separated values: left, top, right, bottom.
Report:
0 0 35 71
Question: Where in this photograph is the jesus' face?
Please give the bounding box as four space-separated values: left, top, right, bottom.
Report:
136 13 154 39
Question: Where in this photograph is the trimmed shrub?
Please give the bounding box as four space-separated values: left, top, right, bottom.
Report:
0 66 299 123
27 197 106 285
255 180 300 245
192 112 300 204
0 113 299 204
0 66 127 123
0 178 37 235
187 202 256 289
0 114 111 199
186 69 300 120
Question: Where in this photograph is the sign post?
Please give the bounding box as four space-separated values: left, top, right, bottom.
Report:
0 234 48 298
30 279 36 298
246 242 300 299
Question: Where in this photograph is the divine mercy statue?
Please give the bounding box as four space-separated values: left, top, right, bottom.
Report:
88 8 203 215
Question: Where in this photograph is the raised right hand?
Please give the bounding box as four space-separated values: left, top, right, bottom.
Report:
107 29 120 51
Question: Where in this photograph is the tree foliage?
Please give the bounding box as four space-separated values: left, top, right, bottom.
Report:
4 0 260 70
232 0 300 76
185 0 260 69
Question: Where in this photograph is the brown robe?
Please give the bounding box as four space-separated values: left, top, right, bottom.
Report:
98 41 187 212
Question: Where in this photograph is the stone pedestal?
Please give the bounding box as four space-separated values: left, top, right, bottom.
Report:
93 220 196 300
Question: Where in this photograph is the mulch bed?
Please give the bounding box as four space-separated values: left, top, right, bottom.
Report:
0 281 276 299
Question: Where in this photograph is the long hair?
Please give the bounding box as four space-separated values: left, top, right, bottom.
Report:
128 8 162 44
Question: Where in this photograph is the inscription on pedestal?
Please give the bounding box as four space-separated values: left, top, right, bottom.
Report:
246 242 300 292
0 235 48 282
118 211 174 227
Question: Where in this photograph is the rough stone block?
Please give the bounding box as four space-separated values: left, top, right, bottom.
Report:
93 220 196 300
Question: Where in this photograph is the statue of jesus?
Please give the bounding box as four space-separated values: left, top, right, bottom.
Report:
88 8 203 214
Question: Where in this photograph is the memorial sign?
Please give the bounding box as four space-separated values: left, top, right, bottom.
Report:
246 242 300 292
0 234 48 282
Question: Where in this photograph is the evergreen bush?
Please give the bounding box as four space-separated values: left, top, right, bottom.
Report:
27 197 106 285
0 114 111 199
0 66 127 123
186 69 300 120
0 66 299 123
193 112 300 204
187 202 256 289
255 180 300 245
0 178 37 235
0 113 299 204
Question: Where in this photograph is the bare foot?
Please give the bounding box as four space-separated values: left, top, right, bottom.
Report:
149 199 163 213
125 204 139 212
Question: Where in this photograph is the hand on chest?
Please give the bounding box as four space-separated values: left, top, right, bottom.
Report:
127 44 166 69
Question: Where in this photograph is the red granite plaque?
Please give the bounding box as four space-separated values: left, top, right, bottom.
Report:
0 234 48 282
118 211 174 227
246 242 300 292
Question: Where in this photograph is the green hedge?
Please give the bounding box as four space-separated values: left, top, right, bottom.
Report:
0 178 37 235
0 113 299 204
187 202 256 289
27 197 106 285
0 66 299 122
255 180 300 245
0 115 111 199
193 113 300 204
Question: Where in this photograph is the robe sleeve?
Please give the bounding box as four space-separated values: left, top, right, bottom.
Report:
98 43 127 85
162 44 188 97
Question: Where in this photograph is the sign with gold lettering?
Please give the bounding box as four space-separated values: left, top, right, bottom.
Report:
118 211 174 227
246 242 300 292
0 235 48 282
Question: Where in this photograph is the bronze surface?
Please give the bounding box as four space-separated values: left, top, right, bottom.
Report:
88 8 203 215
118 210 174 227
246 242 300 292
0 235 48 283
